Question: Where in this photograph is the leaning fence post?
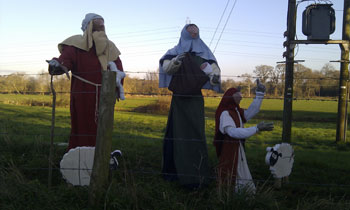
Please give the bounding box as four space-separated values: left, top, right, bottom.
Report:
274 178 282 189
89 70 116 207
48 74 56 190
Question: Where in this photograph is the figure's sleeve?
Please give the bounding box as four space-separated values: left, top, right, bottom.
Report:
244 92 264 121
219 111 236 133
114 57 124 85
162 57 181 74
220 111 258 139
48 45 76 75
55 45 76 71
210 63 221 85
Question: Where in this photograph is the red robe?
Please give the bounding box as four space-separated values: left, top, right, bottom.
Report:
213 88 246 184
55 45 123 150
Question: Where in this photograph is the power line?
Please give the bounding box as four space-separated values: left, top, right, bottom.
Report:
209 0 231 48
213 0 238 53
0 91 342 102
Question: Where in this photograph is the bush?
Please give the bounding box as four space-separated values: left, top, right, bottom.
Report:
132 96 171 115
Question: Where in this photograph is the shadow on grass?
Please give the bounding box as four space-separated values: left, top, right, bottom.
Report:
205 106 340 123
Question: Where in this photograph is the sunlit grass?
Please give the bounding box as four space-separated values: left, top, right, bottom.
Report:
0 94 350 209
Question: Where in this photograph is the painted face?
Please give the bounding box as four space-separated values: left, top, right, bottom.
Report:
92 18 105 32
186 25 199 39
233 92 243 105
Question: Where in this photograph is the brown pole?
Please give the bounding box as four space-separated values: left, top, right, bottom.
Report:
336 0 350 142
48 74 56 190
282 0 296 143
89 70 116 207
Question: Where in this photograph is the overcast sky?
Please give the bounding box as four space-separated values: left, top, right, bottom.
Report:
0 0 346 79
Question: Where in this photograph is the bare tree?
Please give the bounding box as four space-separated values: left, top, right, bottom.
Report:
253 65 273 83
221 78 237 92
270 64 285 97
240 73 253 97
319 63 339 97
37 71 51 94
6 73 29 94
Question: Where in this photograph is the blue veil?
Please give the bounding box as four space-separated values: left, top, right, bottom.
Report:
159 24 220 92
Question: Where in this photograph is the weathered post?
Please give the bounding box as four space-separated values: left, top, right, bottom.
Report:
282 0 297 143
89 70 116 207
48 75 56 190
336 0 350 142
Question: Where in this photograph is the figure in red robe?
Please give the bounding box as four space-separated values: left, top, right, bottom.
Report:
47 13 124 150
213 80 273 193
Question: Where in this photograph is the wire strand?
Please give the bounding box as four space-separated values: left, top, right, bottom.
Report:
209 0 231 48
213 0 238 53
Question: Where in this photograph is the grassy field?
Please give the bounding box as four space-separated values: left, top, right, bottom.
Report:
1 94 350 209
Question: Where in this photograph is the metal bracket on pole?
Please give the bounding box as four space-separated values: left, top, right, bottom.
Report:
330 60 350 63
339 42 350 53
277 60 305 64
286 40 350 52
289 40 349 45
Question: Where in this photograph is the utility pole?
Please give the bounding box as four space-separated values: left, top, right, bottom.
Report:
336 0 350 142
282 0 296 142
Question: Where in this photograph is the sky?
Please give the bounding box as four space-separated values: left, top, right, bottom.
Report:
0 0 346 79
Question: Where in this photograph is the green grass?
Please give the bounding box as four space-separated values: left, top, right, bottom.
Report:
1 94 350 209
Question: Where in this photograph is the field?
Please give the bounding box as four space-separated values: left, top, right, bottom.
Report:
1 94 350 210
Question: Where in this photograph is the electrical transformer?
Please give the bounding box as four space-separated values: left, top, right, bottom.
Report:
302 4 336 40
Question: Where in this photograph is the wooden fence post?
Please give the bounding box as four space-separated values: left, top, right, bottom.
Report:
48 75 56 190
89 70 116 207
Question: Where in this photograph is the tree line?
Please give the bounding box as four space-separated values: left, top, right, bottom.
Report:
0 63 341 98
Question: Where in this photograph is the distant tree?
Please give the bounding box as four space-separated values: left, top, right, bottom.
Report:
319 63 339 97
240 73 253 97
144 71 159 95
321 63 337 76
5 73 29 94
123 71 161 96
293 64 310 97
53 75 71 99
253 65 273 83
0 75 7 91
36 71 51 94
221 78 237 92
26 76 38 93
270 64 285 97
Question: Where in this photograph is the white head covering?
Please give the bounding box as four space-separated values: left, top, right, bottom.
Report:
160 24 217 63
158 24 220 92
81 13 104 31
58 13 120 70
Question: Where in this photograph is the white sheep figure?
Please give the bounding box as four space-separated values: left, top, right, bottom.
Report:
265 143 294 179
60 147 122 186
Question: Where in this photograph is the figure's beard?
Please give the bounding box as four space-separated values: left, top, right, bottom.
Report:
92 31 108 56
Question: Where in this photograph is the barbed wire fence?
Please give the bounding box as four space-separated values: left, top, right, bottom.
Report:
0 70 350 191
0 71 345 100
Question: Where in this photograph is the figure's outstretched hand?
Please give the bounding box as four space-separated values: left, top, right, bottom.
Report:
47 59 63 76
47 59 60 67
46 60 70 79
175 53 186 64
257 121 274 131
108 61 118 72
256 78 266 93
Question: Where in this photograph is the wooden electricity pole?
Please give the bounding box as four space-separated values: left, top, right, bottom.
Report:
283 0 350 142
89 70 116 207
336 0 350 142
282 0 296 142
